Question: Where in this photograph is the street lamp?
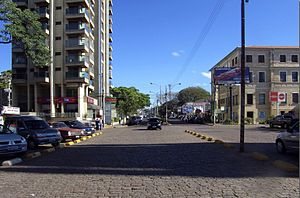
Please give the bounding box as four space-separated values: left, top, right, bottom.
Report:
165 83 181 123
150 82 162 105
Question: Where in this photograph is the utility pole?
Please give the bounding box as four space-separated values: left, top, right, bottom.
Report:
240 0 247 152
49 0 55 118
165 85 168 123
168 84 171 101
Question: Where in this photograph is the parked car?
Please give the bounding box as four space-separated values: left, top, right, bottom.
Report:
269 114 294 129
51 122 85 141
0 124 27 155
276 121 299 154
147 118 162 130
127 116 142 126
62 120 95 135
4 116 61 149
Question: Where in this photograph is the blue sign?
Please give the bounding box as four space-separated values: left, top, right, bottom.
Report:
214 67 250 85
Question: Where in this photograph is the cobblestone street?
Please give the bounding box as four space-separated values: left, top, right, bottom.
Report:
0 124 299 198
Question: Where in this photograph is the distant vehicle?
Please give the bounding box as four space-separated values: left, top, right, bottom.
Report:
0 124 27 155
62 120 95 134
127 116 142 126
51 122 85 141
147 118 162 130
4 116 61 149
269 114 294 129
276 121 299 154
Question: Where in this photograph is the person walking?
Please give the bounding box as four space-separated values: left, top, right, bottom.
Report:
95 114 100 130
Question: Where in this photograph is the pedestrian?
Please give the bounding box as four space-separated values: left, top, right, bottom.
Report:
95 114 100 130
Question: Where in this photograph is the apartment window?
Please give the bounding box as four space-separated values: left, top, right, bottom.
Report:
292 71 298 82
292 93 299 103
56 37 61 40
258 55 265 63
55 52 61 56
279 71 287 82
291 55 298 62
247 94 253 105
235 57 238 64
56 21 62 25
66 88 78 97
258 72 266 82
258 93 266 105
55 68 61 71
231 59 234 66
246 55 252 63
280 55 286 62
249 71 253 83
56 6 62 10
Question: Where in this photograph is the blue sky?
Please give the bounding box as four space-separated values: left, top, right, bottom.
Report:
0 0 299 104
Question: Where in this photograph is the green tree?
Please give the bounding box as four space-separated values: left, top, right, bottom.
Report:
0 69 11 89
0 0 50 67
177 86 210 105
111 87 151 116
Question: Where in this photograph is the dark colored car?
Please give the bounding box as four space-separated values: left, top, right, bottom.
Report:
0 124 27 155
4 116 61 149
127 116 142 126
269 114 294 129
51 122 85 141
147 118 162 130
62 120 95 135
276 121 299 153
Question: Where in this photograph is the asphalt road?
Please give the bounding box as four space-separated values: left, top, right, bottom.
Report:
0 124 298 198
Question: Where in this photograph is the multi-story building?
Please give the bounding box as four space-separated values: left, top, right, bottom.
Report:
11 0 113 122
211 46 299 124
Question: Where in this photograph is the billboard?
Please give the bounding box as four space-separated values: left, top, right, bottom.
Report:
214 67 250 85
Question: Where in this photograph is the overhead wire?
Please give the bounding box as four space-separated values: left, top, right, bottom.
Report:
172 0 227 83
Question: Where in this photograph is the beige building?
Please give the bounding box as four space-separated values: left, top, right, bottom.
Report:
11 0 113 122
211 46 299 124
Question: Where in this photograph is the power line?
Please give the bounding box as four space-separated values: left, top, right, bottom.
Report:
173 0 227 83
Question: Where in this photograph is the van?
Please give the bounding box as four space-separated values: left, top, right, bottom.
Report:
4 116 61 149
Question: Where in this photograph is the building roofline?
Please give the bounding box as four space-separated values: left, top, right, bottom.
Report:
209 46 299 71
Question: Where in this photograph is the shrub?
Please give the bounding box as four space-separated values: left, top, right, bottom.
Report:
259 120 267 124
245 117 253 125
223 119 238 125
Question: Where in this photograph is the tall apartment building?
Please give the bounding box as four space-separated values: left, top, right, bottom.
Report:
211 46 299 124
11 0 113 122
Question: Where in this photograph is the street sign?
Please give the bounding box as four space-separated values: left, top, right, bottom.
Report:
278 92 286 102
269 91 278 102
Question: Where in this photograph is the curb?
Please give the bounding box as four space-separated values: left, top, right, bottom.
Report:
251 152 269 161
2 158 23 166
41 148 55 153
273 160 299 172
65 141 75 146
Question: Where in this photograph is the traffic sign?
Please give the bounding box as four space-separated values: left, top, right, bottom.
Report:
269 91 278 102
278 92 286 102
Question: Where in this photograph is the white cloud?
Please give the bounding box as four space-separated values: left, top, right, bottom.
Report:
201 72 211 79
171 52 180 57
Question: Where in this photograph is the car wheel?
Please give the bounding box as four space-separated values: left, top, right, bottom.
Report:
276 140 286 154
51 142 60 147
282 123 287 129
28 139 38 150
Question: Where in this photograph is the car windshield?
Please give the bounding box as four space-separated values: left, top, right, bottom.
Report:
71 121 85 128
0 125 12 134
52 122 68 128
24 120 49 130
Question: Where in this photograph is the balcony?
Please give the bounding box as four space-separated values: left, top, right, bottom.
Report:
34 0 50 4
66 23 90 36
66 8 89 22
12 42 24 52
12 0 28 7
37 7 50 19
109 64 113 70
89 79 95 90
65 0 91 9
109 71 113 79
90 16 95 28
109 8 113 16
109 52 113 61
12 73 27 84
65 71 89 84
41 23 50 35
65 39 89 52
109 36 113 43
13 58 27 68
34 71 49 84
109 0 113 6
65 55 89 68
109 25 113 34
109 16 113 25
109 45 113 52
89 67 94 78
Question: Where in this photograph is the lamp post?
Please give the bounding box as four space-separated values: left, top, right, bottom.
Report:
165 83 181 123
150 83 162 105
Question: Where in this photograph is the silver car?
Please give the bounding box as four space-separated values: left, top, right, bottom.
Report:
0 124 27 155
276 121 299 154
